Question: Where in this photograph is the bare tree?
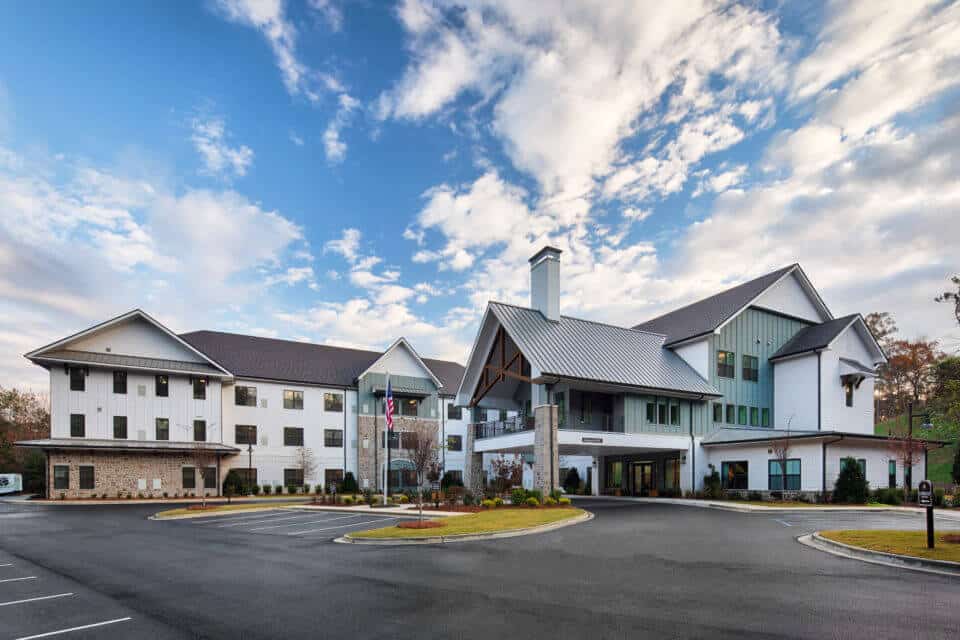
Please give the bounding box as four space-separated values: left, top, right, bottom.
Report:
887 429 926 494
295 447 317 492
770 417 793 499
405 422 440 523
935 275 960 329
490 454 523 494
189 442 218 509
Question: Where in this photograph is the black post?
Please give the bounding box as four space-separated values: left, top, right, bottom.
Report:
385 396 390 499
927 506 935 549
247 442 253 496
906 402 914 494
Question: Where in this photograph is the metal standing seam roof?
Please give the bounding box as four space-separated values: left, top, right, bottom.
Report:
768 314 860 361
632 264 800 345
179 330 465 394
31 349 226 376
487 302 719 397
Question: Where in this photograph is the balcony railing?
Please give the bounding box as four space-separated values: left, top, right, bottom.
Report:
559 414 624 433
473 416 535 440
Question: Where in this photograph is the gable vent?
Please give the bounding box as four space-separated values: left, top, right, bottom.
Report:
137 430 146 441
260 398 268 408
137 385 146 397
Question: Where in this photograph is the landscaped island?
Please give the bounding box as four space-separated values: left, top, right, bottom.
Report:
348 507 586 540
820 530 960 563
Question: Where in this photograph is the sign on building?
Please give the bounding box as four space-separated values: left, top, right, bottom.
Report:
0 474 23 494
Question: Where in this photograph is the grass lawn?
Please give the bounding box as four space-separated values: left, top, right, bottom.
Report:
349 507 585 539
155 502 305 518
820 530 960 563
875 414 957 485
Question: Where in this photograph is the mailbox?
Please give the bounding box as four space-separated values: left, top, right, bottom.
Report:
918 479 933 507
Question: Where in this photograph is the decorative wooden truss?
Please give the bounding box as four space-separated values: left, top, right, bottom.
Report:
470 326 531 406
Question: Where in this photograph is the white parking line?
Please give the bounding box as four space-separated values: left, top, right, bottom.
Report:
0 576 37 583
248 513 362 531
774 519 793 527
193 510 290 524
286 517 398 536
0 593 74 607
15 617 132 639
0 563 12 567
212 512 318 528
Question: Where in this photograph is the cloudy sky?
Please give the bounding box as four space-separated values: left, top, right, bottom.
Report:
1 0 958 388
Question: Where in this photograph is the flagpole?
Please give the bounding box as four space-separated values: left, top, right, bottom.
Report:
384 372 390 506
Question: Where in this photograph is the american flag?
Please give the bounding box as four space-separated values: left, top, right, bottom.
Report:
385 378 394 431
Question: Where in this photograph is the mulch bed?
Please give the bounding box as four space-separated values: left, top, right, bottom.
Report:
410 505 484 512
944 534 960 544
397 520 445 529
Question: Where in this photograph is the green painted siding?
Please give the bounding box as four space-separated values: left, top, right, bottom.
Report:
357 373 439 419
623 394 711 436
708 308 811 430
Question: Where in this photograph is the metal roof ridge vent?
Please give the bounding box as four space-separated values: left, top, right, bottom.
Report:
529 245 562 322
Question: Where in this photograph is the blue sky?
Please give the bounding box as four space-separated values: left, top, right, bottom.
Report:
1 0 958 387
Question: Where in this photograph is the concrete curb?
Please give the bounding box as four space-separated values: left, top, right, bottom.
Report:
335 510 594 545
148 506 310 521
574 496 960 518
2 496 312 507
798 532 960 578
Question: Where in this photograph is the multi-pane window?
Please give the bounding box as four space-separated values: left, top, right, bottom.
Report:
726 404 735 424
717 351 735 378
113 416 128 439
657 403 667 425
203 467 217 489
768 459 801 491
324 392 343 412
193 378 207 400
579 393 593 424
554 392 566 426
447 403 463 420
382 431 401 449
646 402 656 423
182 467 196 490
713 403 723 423
79 466 95 490
69 367 85 391
235 425 257 445
749 407 759 427
400 397 419 417
283 468 304 487
53 465 69 490
738 405 747 426
283 390 304 410
742 355 759 382
670 402 680 426
193 420 206 442
324 429 344 447
156 418 169 441
721 461 748 490
447 435 463 451
325 469 344 488
284 427 304 447
235 386 257 407
155 375 169 397
844 383 854 407
70 414 85 437
888 460 896 488
113 371 127 394
665 459 681 490
761 408 770 427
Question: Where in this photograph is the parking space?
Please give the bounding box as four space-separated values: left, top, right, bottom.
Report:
0 549 181 639
172 508 407 539
759 509 960 534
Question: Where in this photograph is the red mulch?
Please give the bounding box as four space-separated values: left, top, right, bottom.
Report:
944 534 960 544
397 520 445 529
409 505 484 513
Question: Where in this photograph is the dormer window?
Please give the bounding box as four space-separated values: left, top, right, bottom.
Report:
717 351 735 378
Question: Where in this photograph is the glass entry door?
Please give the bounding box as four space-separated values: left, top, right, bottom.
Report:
632 462 655 496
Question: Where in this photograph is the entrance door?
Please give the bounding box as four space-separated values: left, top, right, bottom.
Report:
632 462 655 496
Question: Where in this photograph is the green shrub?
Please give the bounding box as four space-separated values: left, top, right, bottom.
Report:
833 458 869 503
528 488 544 504
343 496 355 505
441 470 465 490
481 499 495 509
934 488 945 507
544 497 557 506
362 487 374 506
872 487 904 505
510 488 527 505
493 497 504 507
303 483 311 494
262 484 272 495
562 468 580 494
222 470 252 497
703 464 722 499
549 488 563 502
558 496 572 505
524 496 540 507
251 484 261 495
340 472 358 493
463 490 476 506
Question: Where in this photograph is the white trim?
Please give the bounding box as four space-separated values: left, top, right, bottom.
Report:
356 337 442 387
714 266 833 335
29 355 227 378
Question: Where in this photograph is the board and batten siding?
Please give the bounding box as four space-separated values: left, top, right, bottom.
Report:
709 308 812 429
621 395 711 437
357 372 439 419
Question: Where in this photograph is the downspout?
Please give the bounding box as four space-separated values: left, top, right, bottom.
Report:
441 396 446 473
689 399 695 493
822 435 843 495
342 390 348 480
817 352 822 431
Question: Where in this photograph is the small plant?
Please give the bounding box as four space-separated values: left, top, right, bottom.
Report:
748 491 762 501
137 492 145 499
362 487 374 506
703 464 722 499
493 496 504 507
341 472 359 493
59 492 66 500
549 488 563 502
558 497 571 506
562 468 580 494
303 483 311 494
544 497 557 506
511 488 527 505
162 491 168 498
275 485 283 495
343 496 355 505
934 488 945 507
251 484 261 495
524 496 540 507
833 458 869 504
481 499 496 509
528 488 543 504
287 486 298 495
463 490 476 506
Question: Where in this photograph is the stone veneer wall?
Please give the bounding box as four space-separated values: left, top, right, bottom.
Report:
46 451 222 499
356 415 441 492
533 404 559 494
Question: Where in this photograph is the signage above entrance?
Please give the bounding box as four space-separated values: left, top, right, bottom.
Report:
581 437 603 444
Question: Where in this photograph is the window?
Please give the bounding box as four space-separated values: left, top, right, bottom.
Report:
750 407 759 427
156 418 169 441
53 465 69 490
70 414 85 437
155 375 169 397
284 427 304 447
235 425 257 445
888 460 896 488
670 402 680 426
646 402 656 423
113 416 127 439
203 467 217 489
182 467 196 489
193 378 207 400
447 403 462 420
665 458 681 490
324 392 343 412
737 405 747 425
283 468 304 487
768 459 801 491
721 461 748 490
401 397 419 417
69 367 85 391
761 408 770 427
447 435 463 451
325 468 344 488
579 392 593 424
324 429 343 448
283 390 304 410
742 355 759 382
657 403 667 425
446 470 464 485
113 371 127 394
726 404 735 424
845 383 854 407
605 460 623 489
79 466 94 490
717 351 735 378
713 403 723 423
841 457 866 477
193 420 206 442
235 386 257 407
555 392 566 426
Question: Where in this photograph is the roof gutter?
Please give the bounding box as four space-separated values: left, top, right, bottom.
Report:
531 373 720 400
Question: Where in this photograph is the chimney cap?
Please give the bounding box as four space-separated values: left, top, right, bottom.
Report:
528 245 563 264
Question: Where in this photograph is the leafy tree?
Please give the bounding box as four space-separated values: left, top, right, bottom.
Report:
0 387 50 494
405 422 440 523
490 454 523 493
883 339 942 410
934 274 960 328
952 444 960 486
833 458 869 503
340 471 358 493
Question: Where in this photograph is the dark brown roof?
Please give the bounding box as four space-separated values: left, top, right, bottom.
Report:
179 330 464 394
769 315 859 361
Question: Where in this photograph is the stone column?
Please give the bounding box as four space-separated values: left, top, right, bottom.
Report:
533 404 559 494
463 419 483 492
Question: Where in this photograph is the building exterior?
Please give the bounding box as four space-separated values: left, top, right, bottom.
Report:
458 246 935 498
19 311 466 498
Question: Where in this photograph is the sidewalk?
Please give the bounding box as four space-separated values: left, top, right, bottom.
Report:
0 494 313 507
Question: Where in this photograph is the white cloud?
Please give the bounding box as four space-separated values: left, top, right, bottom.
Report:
323 94 359 163
308 0 343 32
289 131 304 146
324 228 362 262
191 116 254 177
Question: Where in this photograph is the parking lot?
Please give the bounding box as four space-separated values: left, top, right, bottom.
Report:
169 508 406 538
